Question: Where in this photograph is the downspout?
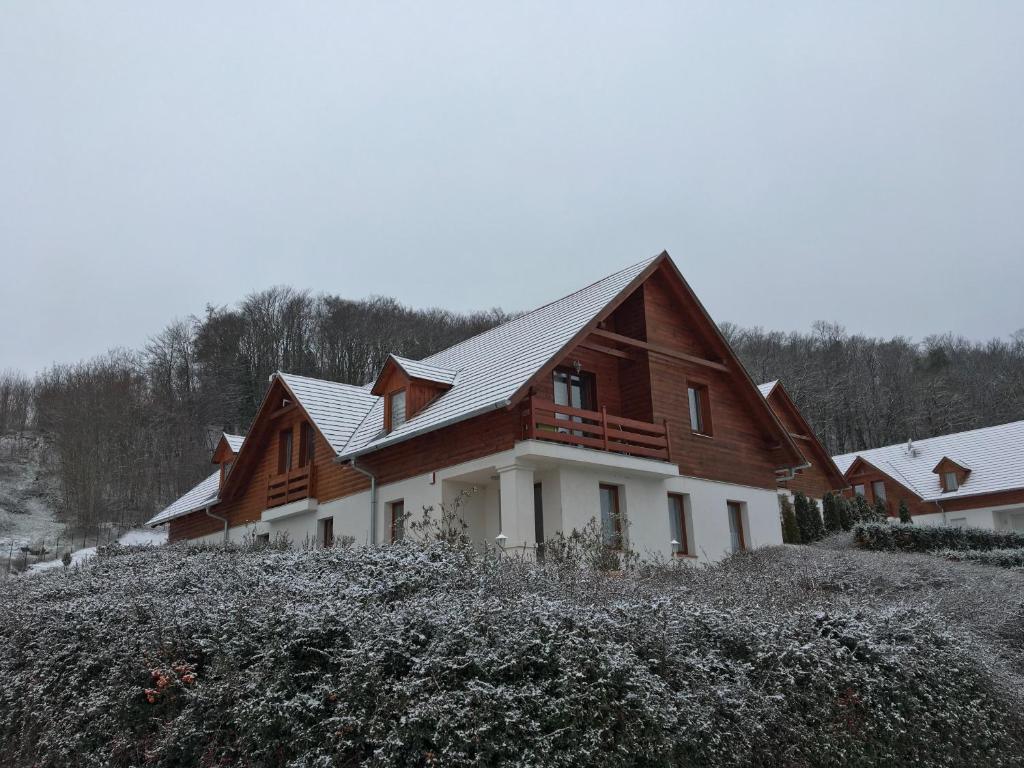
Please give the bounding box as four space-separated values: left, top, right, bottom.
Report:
776 460 812 483
204 504 229 544
347 457 377 545
933 500 947 525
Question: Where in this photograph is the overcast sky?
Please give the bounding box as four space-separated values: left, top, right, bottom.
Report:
2 2 1022 375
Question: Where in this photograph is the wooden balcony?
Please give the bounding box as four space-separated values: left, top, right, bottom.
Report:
522 397 672 462
266 464 317 509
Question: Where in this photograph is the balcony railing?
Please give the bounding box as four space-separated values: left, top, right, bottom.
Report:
266 464 317 509
522 397 672 462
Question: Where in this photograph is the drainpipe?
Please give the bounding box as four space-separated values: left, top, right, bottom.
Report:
933 500 947 525
347 458 377 544
204 504 229 544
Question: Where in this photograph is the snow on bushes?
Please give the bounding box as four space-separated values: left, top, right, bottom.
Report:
1 542 1023 767
938 548 1024 569
855 522 1024 553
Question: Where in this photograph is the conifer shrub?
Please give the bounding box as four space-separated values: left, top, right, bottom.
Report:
1 542 1022 767
852 494 873 524
854 522 1024 553
779 494 802 544
822 492 843 534
794 491 824 543
898 499 913 524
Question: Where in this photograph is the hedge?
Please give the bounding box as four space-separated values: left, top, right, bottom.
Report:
854 522 1024 553
937 548 1024 569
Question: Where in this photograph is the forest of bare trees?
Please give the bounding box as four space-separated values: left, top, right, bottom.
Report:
723 321 1024 455
4 288 1023 533
16 288 511 531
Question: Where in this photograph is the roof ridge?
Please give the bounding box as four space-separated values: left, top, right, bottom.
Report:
421 255 660 366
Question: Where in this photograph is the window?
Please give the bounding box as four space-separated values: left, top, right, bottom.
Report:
255 533 270 545
943 472 959 492
687 383 712 435
278 429 293 474
389 500 405 542
872 481 886 503
727 501 746 553
668 493 691 556
299 422 316 467
388 390 407 432
599 484 623 549
853 484 866 498
320 517 334 548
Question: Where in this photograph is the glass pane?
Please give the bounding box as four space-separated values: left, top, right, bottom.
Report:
872 481 886 501
599 486 620 548
688 387 702 432
727 502 742 552
668 496 683 553
391 390 406 429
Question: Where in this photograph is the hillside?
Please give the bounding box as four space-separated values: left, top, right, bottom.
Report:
0 434 63 574
1 540 1022 767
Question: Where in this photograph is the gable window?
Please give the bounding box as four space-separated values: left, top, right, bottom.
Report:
390 500 405 542
853 483 866 498
668 493 692 556
871 480 886 503
687 383 712 436
299 421 316 467
943 471 959 492
599 484 623 550
727 501 746 553
278 429 293 474
387 390 407 432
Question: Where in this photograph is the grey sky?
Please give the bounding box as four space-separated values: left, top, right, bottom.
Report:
2 2 1022 375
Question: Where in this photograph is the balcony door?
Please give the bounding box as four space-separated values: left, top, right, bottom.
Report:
553 368 596 435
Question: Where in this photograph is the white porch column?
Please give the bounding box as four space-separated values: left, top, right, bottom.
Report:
497 464 536 556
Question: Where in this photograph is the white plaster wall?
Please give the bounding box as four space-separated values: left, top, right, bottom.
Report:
911 507 998 530
667 476 782 563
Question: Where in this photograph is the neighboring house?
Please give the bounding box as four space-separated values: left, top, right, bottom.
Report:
757 380 847 503
833 420 1024 531
147 252 807 562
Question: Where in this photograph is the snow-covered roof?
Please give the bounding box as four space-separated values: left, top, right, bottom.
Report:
386 355 459 387
757 380 778 399
223 433 244 452
337 256 659 458
277 372 380 455
146 471 220 527
833 420 1024 502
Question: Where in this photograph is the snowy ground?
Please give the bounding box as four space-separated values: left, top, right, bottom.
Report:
28 527 167 573
0 434 64 560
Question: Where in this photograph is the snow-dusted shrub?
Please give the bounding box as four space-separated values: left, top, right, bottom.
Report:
855 522 1024 553
937 548 1024 569
1 543 1022 767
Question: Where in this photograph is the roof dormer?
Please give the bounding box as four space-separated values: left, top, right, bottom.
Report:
212 432 244 488
932 456 970 493
370 354 457 433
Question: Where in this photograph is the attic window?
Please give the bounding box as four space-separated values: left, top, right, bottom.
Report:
943 471 959 492
687 382 712 436
388 389 407 432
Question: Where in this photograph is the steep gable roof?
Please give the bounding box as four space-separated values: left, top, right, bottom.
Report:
337 255 661 458
757 379 846 489
833 419 1024 502
224 433 244 452
277 373 380 455
146 471 220 527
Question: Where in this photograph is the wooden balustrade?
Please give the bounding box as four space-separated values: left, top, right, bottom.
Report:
266 464 317 509
522 397 672 462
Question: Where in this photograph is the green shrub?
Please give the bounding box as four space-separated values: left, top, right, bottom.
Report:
822 492 843 534
937 548 1024 569
898 499 913 524
854 522 1024 553
2 543 1022 767
794 491 824 542
780 494 801 544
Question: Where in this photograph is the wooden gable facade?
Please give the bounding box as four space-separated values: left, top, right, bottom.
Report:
168 253 805 541
762 383 847 499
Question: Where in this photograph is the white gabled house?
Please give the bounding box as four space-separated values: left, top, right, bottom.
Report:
833 420 1024 531
148 252 809 563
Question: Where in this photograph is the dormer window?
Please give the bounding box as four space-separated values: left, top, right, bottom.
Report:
388 389 406 432
932 456 969 494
